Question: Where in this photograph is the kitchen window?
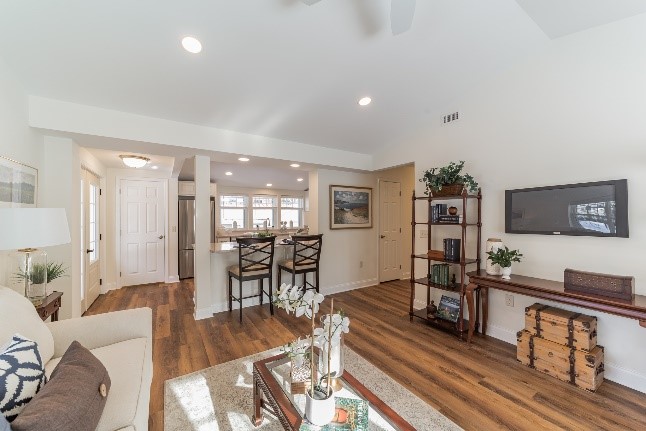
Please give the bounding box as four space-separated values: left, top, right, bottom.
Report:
280 196 304 227
220 195 248 228
252 195 277 228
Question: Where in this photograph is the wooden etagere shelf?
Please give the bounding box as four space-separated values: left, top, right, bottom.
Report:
409 188 482 339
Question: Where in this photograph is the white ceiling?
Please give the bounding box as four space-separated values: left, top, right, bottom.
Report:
516 0 646 39
0 0 547 155
178 160 310 191
1 1 644 157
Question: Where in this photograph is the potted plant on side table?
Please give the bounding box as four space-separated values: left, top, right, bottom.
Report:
486 246 523 280
419 160 479 197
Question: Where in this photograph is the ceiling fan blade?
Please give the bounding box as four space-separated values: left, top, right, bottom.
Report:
301 0 322 5
390 0 416 35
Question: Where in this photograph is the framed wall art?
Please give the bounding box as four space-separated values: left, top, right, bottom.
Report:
329 185 372 229
0 156 38 208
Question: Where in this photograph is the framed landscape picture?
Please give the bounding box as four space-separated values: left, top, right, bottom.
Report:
330 185 372 229
0 156 38 208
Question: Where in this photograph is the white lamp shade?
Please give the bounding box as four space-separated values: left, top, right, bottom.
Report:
0 208 71 250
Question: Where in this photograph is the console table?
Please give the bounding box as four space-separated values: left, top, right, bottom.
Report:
35 291 63 322
465 270 646 343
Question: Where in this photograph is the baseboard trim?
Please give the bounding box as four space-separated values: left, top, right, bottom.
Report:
323 278 378 295
166 274 179 284
604 362 646 394
194 306 216 320
100 282 118 294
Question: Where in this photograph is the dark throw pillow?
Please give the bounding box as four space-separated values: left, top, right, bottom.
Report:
11 341 111 431
0 334 46 422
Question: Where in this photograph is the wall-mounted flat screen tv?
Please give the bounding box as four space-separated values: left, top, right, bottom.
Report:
505 179 628 237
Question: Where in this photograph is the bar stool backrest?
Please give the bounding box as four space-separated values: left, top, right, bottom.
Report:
290 234 323 269
235 236 276 275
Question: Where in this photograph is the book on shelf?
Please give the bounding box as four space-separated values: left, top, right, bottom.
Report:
436 295 461 323
299 397 369 431
429 263 450 286
437 215 461 224
443 238 461 262
431 204 448 223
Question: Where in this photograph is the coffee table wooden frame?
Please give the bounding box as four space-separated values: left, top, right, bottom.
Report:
252 352 416 430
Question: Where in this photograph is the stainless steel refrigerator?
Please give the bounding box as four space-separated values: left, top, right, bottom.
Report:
179 197 215 279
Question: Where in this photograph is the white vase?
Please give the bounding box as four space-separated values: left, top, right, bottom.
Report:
501 266 512 280
305 389 335 426
486 238 503 275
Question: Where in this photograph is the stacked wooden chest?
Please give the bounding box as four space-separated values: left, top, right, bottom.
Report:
517 303 604 391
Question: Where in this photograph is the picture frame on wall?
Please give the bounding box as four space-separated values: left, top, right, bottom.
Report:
0 156 38 208
329 185 372 230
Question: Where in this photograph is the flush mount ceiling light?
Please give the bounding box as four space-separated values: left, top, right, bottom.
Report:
358 97 372 106
119 155 150 168
181 36 202 54
297 178 304 182
151 166 159 170
290 163 300 168
238 157 250 162
266 183 273 187
225 171 233 176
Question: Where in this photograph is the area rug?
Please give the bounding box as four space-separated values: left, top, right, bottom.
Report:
164 347 462 431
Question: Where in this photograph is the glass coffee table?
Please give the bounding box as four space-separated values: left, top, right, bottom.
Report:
252 352 415 430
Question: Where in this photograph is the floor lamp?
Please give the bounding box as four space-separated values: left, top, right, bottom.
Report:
0 208 71 304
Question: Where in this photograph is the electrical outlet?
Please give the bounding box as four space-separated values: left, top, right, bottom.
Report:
505 294 514 307
359 260 363 268
420 230 428 238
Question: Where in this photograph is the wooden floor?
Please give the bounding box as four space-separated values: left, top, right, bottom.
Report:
86 279 646 431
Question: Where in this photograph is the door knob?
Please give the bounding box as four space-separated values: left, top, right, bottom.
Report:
86 249 94 254
158 235 165 239
380 235 386 239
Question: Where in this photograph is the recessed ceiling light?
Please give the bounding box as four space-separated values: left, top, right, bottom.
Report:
266 183 273 187
358 97 372 106
297 178 304 182
151 165 159 170
119 155 150 168
238 157 250 162
290 163 300 168
181 36 202 54
225 171 233 176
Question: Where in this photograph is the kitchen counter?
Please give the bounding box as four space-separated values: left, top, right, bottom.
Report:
210 241 293 253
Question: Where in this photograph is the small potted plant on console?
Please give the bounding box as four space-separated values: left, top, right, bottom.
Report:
486 246 523 280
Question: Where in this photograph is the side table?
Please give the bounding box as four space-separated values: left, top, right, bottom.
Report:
35 291 63 322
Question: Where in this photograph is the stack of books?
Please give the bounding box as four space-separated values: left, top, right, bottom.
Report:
437 214 461 224
430 204 448 223
429 264 451 286
443 238 461 262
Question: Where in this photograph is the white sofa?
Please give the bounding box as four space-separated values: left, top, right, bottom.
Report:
0 286 152 431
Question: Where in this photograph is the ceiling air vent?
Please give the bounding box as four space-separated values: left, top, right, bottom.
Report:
442 111 460 125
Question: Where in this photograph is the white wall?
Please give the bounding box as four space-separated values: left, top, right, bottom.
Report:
315 169 379 294
373 14 646 392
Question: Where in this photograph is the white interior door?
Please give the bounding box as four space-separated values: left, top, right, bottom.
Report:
379 180 402 282
120 179 166 286
81 169 101 312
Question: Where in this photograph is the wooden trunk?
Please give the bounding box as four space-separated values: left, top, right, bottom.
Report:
517 330 604 392
524 303 597 351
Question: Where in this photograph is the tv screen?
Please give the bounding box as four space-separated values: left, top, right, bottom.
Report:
505 180 628 237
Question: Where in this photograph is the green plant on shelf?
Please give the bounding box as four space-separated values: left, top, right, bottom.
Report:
419 160 478 194
486 246 523 268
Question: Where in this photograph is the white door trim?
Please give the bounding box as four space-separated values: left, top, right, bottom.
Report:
115 176 169 288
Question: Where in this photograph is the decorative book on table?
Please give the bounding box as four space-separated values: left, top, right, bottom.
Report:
300 397 369 431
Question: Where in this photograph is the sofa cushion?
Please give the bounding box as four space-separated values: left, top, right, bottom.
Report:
12 341 111 431
0 334 46 422
0 287 54 365
0 413 10 431
45 338 148 431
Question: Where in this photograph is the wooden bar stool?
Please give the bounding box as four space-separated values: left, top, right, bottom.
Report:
277 234 323 292
228 236 276 322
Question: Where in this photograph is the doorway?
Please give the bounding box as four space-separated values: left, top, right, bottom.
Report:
379 180 402 282
119 179 166 286
81 169 101 312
